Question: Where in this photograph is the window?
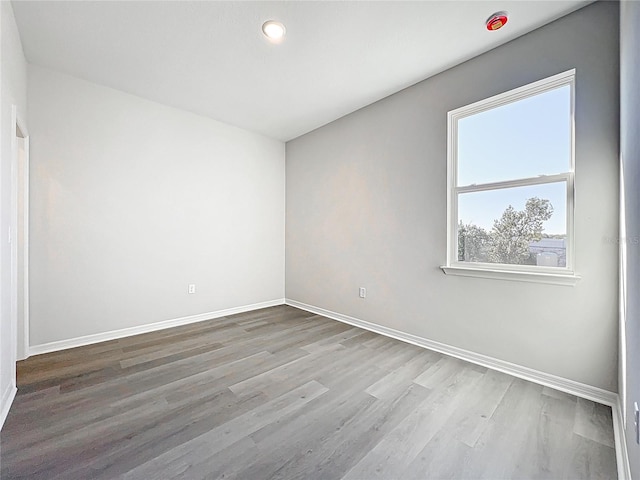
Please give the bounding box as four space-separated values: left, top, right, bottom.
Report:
442 70 579 285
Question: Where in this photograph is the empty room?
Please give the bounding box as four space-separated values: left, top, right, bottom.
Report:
0 0 638 478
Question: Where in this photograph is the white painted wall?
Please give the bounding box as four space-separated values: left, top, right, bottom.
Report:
286 1 619 392
28 65 285 348
620 0 640 475
0 1 28 427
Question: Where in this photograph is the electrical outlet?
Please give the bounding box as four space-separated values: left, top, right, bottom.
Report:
188 284 196 294
359 287 366 299
635 402 639 444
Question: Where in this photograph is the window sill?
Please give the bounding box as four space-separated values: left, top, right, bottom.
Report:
440 265 581 286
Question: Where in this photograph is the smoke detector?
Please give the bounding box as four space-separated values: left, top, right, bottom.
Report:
486 11 509 31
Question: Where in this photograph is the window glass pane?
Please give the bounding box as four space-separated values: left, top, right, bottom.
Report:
457 182 567 267
457 85 571 186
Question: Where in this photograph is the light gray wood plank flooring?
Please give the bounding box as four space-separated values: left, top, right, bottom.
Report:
0 305 617 479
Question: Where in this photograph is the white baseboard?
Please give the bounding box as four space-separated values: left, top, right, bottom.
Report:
286 299 630 478
612 396 632 480
285 299 617 405
1 382 17 431
29 299 285 357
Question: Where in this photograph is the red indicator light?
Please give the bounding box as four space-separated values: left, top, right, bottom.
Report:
486 12 508 31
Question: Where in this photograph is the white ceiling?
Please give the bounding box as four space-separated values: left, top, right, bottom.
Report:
12 1 591 141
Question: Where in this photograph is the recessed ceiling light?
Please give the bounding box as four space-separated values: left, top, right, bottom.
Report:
262 20 286 41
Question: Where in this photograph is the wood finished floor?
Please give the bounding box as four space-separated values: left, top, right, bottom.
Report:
1 305 616 480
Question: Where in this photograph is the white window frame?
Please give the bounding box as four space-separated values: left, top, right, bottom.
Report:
441 70 580 286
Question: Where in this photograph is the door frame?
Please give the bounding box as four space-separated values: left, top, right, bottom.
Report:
11 104 30 363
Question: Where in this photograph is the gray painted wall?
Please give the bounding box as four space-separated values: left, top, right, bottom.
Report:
286 1 619 392
0 1 27 424
28 65 285 347
620 0 640 475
